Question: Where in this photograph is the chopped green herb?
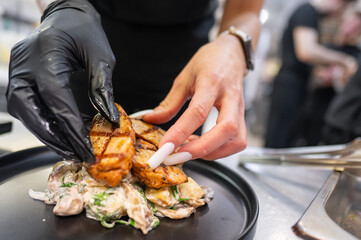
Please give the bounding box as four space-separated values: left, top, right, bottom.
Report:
60 182 75 188
93 191 109 206
94 212 102 220
115 219 130 225
59 193 69 199
130 218 136 227
135 185 147 201
60 175 76 188
78 184 86 193
170 207 176 210
134 183 145 194
100 218 137 229
170 185 189 202
101 219 115 228
134 184 150 213
95 192 108 199
170 185 178 198
149 202 156 214
94 199 102 206
152 217 160 227
178 197 189 202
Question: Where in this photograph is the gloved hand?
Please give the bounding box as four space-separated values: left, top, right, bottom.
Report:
6 0 119 163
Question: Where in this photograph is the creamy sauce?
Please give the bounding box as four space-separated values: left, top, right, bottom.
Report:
29 161 213 235
28 189 45 201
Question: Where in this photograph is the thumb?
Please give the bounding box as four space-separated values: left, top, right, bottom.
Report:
143 74 190 124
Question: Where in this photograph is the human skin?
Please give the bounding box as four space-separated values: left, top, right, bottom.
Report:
143 0 263 161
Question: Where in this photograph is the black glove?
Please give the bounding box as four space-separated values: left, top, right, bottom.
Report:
6 0 119 163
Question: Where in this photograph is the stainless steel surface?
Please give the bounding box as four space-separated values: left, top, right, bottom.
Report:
239 156 361 169
326 171 361 239
242 138 361 156
293 170 361 240
216 155 332 240
292 172 357 240
239 139 361 169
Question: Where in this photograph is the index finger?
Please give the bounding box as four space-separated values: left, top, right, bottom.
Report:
159 85 217 149
175 91 242 159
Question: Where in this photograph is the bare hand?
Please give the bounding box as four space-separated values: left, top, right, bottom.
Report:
143 34 247 162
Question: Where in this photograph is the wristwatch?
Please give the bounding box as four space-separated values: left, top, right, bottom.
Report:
221 26 254 72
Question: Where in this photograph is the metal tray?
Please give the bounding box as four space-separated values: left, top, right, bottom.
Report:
0 147 258 240
293 169 361 240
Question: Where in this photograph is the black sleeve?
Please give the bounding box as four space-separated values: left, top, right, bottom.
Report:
291 3 319 30
325 55 361 134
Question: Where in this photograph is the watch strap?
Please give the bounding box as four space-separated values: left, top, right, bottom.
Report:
221 26 254 72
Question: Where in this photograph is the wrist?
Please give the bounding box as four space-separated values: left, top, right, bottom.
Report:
219 26 254 75
217 33 247 69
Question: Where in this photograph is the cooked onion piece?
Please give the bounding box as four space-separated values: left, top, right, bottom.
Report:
145 186 179 208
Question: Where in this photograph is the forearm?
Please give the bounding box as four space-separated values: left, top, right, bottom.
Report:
300 44 354 67
218 0 263 49
294 27 355 67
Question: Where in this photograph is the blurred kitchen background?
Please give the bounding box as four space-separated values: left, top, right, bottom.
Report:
0 0 360 153
0 0 43 152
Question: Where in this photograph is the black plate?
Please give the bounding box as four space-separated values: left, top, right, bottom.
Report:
0 147 258 240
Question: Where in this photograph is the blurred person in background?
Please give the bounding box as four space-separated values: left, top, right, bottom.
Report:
6 0 263 164
265 0 357 148
323 56 361 144
293 6 361 146
322 3 361 145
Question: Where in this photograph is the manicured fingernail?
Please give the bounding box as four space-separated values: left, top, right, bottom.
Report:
148 142 175 169
129 109 154 119
163 152 193 165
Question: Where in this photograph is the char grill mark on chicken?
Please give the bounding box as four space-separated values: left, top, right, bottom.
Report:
132 148 188 188
130 119 188 188
130 119 165 148
88 104 187 189
88 104 135 188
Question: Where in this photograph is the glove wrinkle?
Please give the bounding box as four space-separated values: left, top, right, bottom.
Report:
7 0 114 164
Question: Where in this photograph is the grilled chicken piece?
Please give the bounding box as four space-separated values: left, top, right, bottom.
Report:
131 119 188 188
89 105 186 188
130 119 165 147
132 146 188 189
136 138 157 151
88 104 136 187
